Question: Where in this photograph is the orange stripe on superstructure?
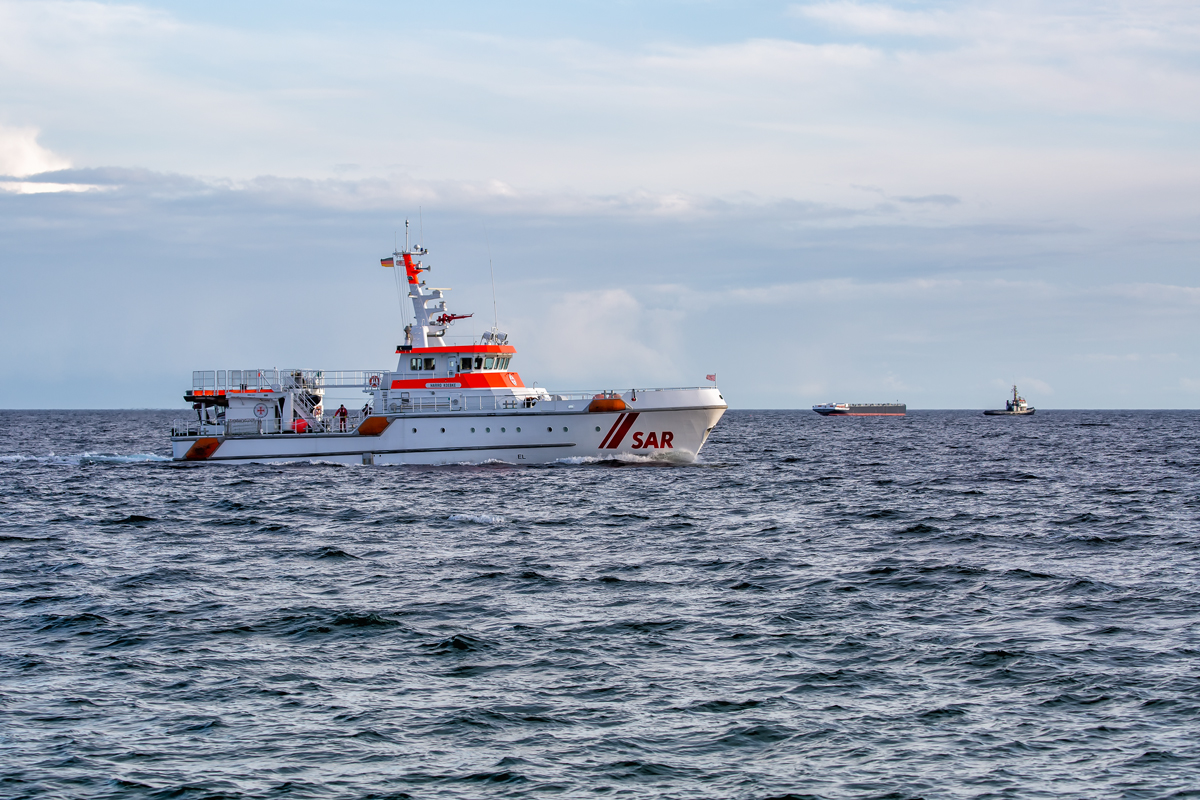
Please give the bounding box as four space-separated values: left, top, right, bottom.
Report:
401 344 517 355
388 372 526 390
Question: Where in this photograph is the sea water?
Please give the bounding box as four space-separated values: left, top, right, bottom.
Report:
2 409 1199 799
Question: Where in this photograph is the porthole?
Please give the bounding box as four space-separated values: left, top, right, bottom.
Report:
547 426 553 432
516 427 521 433
595 426 601 432
486 427 491 433
440 427 445 433
411 428 417 433
563 427 568 432
471 427 476 433
501 427 506 433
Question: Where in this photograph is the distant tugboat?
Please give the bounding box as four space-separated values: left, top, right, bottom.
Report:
813 402 906 416
984 385 1035 416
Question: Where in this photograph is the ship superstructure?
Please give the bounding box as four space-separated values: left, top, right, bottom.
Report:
172 226 727 464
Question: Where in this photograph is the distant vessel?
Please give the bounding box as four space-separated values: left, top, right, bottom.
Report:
813 402 906 417
984 385 1035 416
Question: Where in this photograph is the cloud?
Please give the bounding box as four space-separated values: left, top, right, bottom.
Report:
0 124 70 178
528 289 687 387
791 2 956 37
895 194 960 206
1082 353 1182 363
789 1 1200 123
3 0 1199 223
1016 377 1053 395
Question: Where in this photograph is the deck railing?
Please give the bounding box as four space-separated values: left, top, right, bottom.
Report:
191 369 385 395
172 411 373 438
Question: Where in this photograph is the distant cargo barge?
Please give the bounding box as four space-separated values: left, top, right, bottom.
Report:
813 403 906 416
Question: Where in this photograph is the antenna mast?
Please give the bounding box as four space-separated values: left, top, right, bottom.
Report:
490 259 498 329
486 231 498 330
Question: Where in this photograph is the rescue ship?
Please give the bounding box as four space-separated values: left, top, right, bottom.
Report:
171 226 727 464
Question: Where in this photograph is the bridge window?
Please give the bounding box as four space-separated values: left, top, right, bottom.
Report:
423 358 436 370
458 357 471 372
474 357 483 369
484 357 495 369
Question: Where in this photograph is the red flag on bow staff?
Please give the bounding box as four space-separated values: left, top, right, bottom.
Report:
706 374 717 382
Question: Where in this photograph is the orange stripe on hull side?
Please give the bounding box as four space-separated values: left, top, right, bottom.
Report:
184 437 222 460
357 417 391 436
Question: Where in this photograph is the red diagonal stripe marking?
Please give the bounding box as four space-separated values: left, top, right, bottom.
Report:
605 412 639 449
598 413 626 449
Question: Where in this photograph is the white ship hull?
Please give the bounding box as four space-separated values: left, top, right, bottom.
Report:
172 389 725 465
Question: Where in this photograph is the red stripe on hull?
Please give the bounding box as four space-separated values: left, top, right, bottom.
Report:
818 413 906 416
598 413 626 449
602 412 639 448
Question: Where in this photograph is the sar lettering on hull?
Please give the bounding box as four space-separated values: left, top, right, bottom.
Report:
171 222 727 464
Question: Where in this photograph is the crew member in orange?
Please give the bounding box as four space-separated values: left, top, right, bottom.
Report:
336 404 349 431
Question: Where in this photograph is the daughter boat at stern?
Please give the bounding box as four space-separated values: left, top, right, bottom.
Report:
171 228 726 464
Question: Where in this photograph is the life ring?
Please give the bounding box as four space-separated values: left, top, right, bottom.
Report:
368 375 380 388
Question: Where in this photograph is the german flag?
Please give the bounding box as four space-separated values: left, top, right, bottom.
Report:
380 256 395 267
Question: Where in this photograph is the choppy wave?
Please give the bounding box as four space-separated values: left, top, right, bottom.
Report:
448 513 506 524
2 408 1199 799
0 451 171 465
553 450 695 466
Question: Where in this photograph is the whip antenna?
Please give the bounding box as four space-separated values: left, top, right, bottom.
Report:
486 230 498 329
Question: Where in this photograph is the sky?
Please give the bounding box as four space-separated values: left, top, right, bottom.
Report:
1 0 1198 409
